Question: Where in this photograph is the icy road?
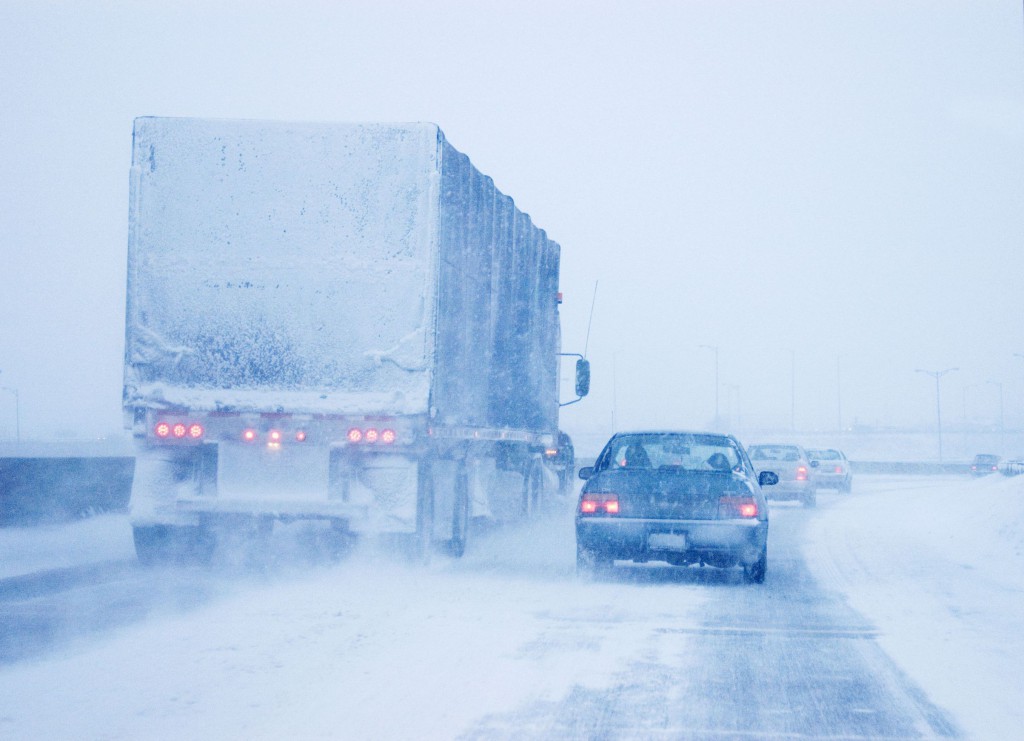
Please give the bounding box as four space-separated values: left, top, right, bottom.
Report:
1 474 1021 740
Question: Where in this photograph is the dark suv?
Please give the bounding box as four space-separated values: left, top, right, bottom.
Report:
970 454 1001 477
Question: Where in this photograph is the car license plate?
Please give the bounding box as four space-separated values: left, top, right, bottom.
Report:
648 532 687 551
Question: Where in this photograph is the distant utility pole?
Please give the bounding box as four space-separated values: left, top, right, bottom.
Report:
915 367 958 463
787 349 796 432
699 344 720 429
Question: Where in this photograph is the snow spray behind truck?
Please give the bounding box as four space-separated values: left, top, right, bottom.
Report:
123 118 589 564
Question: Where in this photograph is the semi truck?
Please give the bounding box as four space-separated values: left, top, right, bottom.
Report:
122 117 588 564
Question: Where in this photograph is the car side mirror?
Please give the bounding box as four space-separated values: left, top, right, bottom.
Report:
575 358 591 398
759 471 779 486
810 460 819 468
578 466 595 480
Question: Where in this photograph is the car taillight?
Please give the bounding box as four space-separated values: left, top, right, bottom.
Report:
796 466 808 481
579 493 619 515
718 496 759 519
243 428 258 442
834 465 844 474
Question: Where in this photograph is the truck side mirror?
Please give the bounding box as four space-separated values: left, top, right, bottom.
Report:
575 358 591 397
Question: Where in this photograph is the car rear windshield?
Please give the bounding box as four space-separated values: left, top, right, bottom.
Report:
597 433 742 473
749 446 801 462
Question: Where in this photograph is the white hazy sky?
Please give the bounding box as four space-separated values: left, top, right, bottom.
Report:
1 1 1022 443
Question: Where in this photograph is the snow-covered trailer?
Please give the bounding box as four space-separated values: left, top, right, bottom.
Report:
123 117 584 563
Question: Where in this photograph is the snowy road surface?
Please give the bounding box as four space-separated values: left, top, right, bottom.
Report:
0 474 1020 739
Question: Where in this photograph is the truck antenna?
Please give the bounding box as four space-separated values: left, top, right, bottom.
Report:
583 280 598 359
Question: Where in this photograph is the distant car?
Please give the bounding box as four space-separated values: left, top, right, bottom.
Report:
747 444 817 507
575 431 777 584
970 454 1001 477
806 448 853 493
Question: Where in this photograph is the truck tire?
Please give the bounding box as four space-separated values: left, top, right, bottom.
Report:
133 525 215 567
521 460 543 519
447 464 470 558
413 461 435 563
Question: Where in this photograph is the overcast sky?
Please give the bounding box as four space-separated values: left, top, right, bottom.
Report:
1 1 1022 445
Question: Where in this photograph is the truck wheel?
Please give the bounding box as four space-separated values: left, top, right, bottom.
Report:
413 462 435 563
133 525 215 567
447 464 470 558
521 461 543 519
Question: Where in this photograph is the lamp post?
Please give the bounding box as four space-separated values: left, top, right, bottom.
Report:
915 367 958 463
987 380 1005 453
699 344 719 430
786 349 796 432
0 386 20 443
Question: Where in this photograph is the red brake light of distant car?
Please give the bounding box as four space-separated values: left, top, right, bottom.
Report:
718 496 759 519
834 465 843 474
796 466 808 481
579 493 619 515
242 428 257 442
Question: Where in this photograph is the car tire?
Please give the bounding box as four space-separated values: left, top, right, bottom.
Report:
576 544 612 578
803 489 817 508
743 547 767 584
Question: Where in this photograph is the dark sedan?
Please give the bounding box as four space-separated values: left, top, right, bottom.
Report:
575 431 777 584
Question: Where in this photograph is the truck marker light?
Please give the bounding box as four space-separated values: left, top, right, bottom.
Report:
295 430 307 442
365 428 379 443
155 422 171 438
347 428 363 443
544 447 558 458
189 424 204 439
243 428 257 442
172 423 187 438
381 429 396 444
269 430 282 442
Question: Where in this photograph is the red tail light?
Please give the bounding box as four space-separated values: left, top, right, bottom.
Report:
796 466 808 481
243 428 257 442
347 427 397 444
834 465 843 474
580 493 619 515
718 496 759 519
154 420 204 441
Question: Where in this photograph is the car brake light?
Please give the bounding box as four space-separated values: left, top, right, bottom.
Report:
580 493 619 515
718 496 759 519
796 466 808 481
834 465 843 474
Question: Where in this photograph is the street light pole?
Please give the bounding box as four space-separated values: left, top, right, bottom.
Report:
699 344 719 430
915 367 958 463
786 349 796 432
987 380 1005 453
